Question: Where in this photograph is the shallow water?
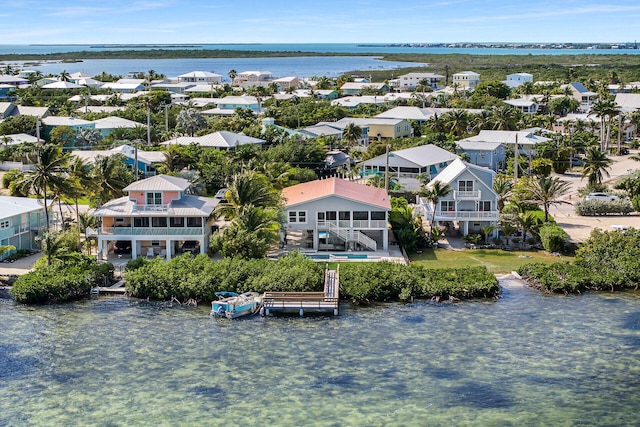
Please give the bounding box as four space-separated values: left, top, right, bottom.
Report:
1 280 639 426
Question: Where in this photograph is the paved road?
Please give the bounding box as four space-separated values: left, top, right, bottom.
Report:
549 150 640 242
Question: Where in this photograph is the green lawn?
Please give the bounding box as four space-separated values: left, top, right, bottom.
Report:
410 248 573 274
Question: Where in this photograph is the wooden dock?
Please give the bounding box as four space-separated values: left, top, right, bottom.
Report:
91 280 127 295
262 265 339 316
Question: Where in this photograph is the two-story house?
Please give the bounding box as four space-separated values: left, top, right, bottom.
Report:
389 72 445 91
565 82 598 112
233 71 273 87
0 196 46 259
71 144 167 178
282 178 391 252
177 71 223 84
452 71 481 90
359 144 459 191
417 159 499 237
91 175 219 260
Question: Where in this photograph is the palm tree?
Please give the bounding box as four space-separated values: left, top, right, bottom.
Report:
591 99 618 151
228 69 237 84
342 122 362 147
420 181 453 229
67 156 94 226
18 144 69 230
491 105 517 130
315 76 333 90
581 146 613 187
37 230 81 265
527 176 572 222
516 212 543 245
441 109 471 137
493 174 512 213
177 108 206 137
216 171 279 220
58 70 70 82
91 155 133 205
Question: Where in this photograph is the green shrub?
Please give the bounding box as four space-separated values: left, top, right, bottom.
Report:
11 260 114 304
632 194 640 212
574 199 634 216
124 252 323 302
539 224 568 253
126 257 148 271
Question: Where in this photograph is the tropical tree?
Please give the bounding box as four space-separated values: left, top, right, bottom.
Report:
18 144 69 230
90 155 134 206
58 70 70 82
581 146 612 186
493 174 513 213
67 156 94 225
176 108 206 137
342 122 362 147
591 98 618 151
36 230 81 266
420 181 453 229
515 212 543 245
527 176 572 222
215 171 280 220
228 69 237 83
491 105 518 130
441 109 471 137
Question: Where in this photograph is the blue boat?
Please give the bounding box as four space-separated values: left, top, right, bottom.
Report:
211 292 262 319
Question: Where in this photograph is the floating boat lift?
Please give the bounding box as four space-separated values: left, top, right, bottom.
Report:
262 265 339 317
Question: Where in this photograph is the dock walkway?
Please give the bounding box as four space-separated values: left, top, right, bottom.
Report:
263 265 339 316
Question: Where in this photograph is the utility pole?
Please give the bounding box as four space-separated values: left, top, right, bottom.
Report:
146 106 151 146
164 104 169 132
385 144 390 192
513 133 519 184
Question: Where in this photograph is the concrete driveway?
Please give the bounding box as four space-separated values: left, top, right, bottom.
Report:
549 150 640 242
0 252 43 277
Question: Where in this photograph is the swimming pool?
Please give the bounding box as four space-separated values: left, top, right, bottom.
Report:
307 253 376 260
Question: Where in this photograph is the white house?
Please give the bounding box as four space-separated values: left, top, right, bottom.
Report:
282 177 391 252
359 144 459 191
452 71 481 90
233 71 273 86
160 131 265 150
503 98 539 114
177 71 222 84
459 129 550 157
417 158 499 237
506 73 533 87
389 72 445 91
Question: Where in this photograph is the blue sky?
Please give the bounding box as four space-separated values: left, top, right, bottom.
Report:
2 0 640 45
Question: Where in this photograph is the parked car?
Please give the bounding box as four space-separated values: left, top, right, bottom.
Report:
114 240 132 254
214 188 228 200
181 241 200 255
585 192 618 202
569 157 584 166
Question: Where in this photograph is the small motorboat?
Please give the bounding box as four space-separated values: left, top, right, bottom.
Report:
211 292 262 319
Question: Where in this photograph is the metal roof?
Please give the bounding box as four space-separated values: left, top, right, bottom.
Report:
123 174 191 192
0 196 44 219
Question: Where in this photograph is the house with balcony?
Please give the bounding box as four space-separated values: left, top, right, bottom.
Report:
505 73 533 88
389 72 445 91
417 159 499 237
359 144 459 191
177 71 222 84
282 178 391 252
0 196 46 259
452 71 480 90
456 141 506 171
90 175 219 260
503 98 539 114
565 82 597 112
233 71 273 87
458 129 549 158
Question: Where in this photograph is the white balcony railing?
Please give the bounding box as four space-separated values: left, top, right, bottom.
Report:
99 227 203 236
455 190 481 200
132 204 171 212
422 210 499 220
319 219 387 230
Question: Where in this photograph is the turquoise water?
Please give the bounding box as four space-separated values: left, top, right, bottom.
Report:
1 279 639 426
2 43 640 55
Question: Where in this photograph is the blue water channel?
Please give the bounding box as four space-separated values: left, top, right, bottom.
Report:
1 279 639 426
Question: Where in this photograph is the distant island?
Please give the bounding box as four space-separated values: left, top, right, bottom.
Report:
359 42 639 50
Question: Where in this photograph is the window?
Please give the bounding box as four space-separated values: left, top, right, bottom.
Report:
353 211 368 221
0 220 9 229
114 218 125 223
170 217 184 227
146 192 162 205
133 217 149 227
371 211 386 221
187 217 202 227
339 211 350 221
325 211 337 221
458 180 473 192
441 201 455 211
288 211 307 224
152 217 167 227
479 201 491 211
